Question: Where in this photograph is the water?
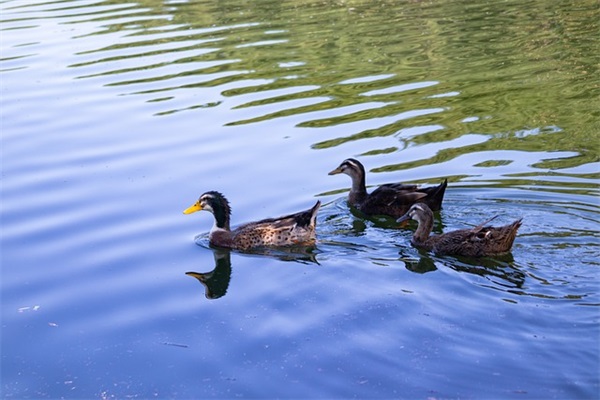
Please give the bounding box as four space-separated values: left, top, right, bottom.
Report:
1 0 599 398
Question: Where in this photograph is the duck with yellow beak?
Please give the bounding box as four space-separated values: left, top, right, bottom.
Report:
184 191 321 250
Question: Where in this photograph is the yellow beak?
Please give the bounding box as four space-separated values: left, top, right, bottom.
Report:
328 167 343 175
183 202 202 215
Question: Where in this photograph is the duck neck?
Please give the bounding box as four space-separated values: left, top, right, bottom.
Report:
348 172 368 205
412 216 433 245
212 203 231 232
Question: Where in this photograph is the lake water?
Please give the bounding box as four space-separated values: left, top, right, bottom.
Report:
2 0 599 398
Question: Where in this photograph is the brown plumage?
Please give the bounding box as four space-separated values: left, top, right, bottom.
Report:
183 191 321 250
397 203 522 257
329 158 447 218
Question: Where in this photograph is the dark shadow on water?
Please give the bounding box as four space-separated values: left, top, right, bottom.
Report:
186 240 319 300
399 247 526 290
445 253 527 291
400 253 438 274
240 245 320 265
186 248 233 300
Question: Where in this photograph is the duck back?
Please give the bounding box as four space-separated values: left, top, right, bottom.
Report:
419 219 522 257
230 200 321 250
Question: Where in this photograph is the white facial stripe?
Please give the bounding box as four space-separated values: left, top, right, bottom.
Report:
345 159 359 169
199 194 216 212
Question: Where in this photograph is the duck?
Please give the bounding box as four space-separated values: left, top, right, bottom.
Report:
396 203 522 257
183 191 321 250
328 158 447 218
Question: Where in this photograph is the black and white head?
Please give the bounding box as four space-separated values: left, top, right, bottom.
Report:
183 191 231 229
328 158 366 179
396 203 433 224
184 191 229 214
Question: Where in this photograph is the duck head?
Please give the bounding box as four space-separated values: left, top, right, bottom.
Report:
396 203 434 224
184 191 231 230
328 158 366 179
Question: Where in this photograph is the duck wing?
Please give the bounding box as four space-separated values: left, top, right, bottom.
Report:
373 179 448 212
417 179 448 212
471 219 523 252
369 184 425 205
471 215 499 233
359 184 426 217
230 201 321 249
433 219 522 256
430 229 483 256
375 183 419 192
236 200 321 230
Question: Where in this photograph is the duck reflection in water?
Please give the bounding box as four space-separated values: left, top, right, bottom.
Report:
186 248 232 300
400 249 527 291
447 253 527 291
186 245 319 300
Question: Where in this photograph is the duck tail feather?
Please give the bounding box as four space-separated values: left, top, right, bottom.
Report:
473 215 499 232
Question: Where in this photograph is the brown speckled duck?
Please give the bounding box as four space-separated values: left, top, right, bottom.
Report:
183 191 321 250
397 203 522 257
328 158 447 218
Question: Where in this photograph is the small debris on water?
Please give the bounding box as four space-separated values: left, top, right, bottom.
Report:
161 342 188 348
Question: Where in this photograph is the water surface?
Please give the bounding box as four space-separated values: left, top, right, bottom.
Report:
1 0 599 398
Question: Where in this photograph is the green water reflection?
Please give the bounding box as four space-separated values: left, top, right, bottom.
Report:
68 0 599 185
